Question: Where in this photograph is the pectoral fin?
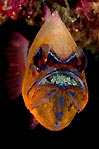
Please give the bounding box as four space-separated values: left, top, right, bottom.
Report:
29 114 39 129
5 32 29 100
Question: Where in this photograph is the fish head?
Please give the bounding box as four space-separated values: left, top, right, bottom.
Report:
22 11 88 131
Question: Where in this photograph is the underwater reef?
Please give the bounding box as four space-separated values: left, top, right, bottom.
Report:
0 0 99 147
0 0 99 57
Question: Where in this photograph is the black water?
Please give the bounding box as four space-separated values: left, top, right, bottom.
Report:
0 18 99 148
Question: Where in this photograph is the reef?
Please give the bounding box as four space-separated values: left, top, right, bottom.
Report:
0 0 99 58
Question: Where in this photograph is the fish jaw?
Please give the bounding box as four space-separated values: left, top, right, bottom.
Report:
22 69 88 131
31 90 78 131
24 70 88 111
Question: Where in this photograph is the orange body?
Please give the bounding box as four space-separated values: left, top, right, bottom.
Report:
22 11 88 131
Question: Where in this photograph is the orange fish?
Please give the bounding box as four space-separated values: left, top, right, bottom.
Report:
5 6 88 131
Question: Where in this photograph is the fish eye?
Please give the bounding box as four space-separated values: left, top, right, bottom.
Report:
33 47 47 72
33 44 61 72
66 49 88 72
77 50 88 71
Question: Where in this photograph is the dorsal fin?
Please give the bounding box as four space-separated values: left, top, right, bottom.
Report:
5 32 29 100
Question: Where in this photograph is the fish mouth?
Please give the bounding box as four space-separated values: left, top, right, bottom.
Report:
38 70 85 88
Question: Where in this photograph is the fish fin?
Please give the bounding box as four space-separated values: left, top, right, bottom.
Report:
29 114 39 129
43 5 52 21
43 5 60 22
5 32 29 100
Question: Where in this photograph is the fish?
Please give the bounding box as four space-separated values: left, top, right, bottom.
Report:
5 6 88 131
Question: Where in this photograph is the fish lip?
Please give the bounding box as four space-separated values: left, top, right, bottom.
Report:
38 70 85 89
27 70 86 97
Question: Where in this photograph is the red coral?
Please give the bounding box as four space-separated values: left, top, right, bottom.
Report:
77 0 93 20
0 0 24 19
77 0 99 30
0 1 4 14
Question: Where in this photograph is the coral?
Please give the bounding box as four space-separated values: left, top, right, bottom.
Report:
19 0 43 25
0 0 42 25
0 0 24 20
0 0 99 56
51 0 99 54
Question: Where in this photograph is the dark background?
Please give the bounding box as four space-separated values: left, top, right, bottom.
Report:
0 18 99 147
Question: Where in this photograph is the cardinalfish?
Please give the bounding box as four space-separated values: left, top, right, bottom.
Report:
5 6 88 131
